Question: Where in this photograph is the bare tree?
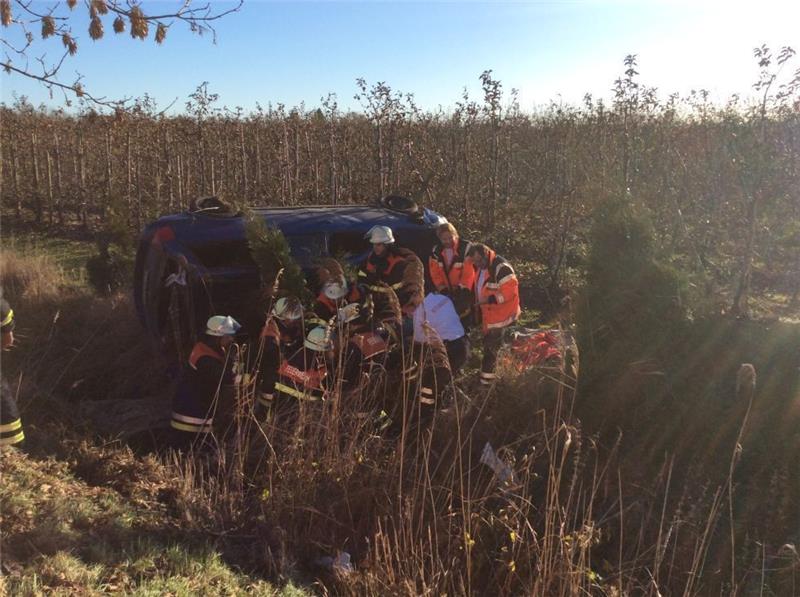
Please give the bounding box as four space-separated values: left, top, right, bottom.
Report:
1 0 242 107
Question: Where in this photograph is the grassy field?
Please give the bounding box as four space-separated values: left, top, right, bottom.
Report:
0 448 305 596
1 226 798 595
2 229 94 288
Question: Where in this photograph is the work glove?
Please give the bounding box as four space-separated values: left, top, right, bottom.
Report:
337 302 360 323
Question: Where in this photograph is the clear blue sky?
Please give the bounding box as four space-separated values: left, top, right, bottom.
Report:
2 1 798 113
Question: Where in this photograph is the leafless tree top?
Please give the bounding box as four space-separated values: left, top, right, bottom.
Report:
1 0 242 108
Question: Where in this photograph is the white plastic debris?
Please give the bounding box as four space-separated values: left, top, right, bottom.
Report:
480 442 516 486
314 551 353 575
333 551 353 573
165 270 187 287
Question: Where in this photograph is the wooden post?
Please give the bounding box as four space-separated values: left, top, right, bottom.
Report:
54 132 64 225
185 155 192 200
126 130 133 217
210 156 216 195
177 153 184 206
328 117 338 205
305 129 319 202
9 138 21 219
103 129 113 223
239 121 248 199
135 124 142 229
282 118 292 203
293 119 301 201
464 127 471 219
163 127 175 212
31 130 42 223
46 149 54 224
78 128 87 228
255 130 263 197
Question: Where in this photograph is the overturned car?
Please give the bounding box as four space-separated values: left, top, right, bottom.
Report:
133 196 447 355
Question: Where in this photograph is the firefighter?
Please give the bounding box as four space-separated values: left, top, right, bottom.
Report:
310 258 362 327
257 297 306 411
338 302 391 393
273 326 333 403
412 292 469 407
429 222 476 325
357 225 424 321
312 277 364 326
315 280 399 389
171 315 241 446
466 243 521 386
1 292 24 449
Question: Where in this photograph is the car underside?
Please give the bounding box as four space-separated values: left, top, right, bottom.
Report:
133 197 447 358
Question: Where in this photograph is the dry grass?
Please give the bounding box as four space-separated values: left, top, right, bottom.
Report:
1 244 172 439
0 243 66 300
0 448 303 596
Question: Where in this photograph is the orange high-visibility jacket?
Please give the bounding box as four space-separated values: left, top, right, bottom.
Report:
429 237 476 292
474 250 521 333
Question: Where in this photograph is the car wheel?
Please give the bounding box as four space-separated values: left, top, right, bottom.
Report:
163 264 196 365
189 195 237 216
380 195 419 215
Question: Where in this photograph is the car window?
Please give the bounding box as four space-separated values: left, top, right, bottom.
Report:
286 233 327 263
192 240 254 268
329 231 370 259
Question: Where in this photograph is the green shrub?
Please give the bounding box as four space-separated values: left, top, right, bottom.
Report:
577 197 688 380
244 211 309 301
86 209 136 296
86 244 135 296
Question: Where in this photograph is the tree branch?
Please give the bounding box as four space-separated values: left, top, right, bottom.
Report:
2 59 125 107
1 0 243 108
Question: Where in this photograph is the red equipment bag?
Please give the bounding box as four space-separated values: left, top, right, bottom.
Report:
506 329 563 373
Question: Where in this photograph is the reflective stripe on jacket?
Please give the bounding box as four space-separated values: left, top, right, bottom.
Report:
358 247 423 314
258 318 304 400
275 348 328 401
172 340 229 433
474 250 521 333
429 238 476 292
1 296 14 332
358 251 405 289
350 331 388 359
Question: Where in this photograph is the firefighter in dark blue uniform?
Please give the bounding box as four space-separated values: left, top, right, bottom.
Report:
257 297 306 412
273 326 333 403
171 315 240 447
1 292 24 448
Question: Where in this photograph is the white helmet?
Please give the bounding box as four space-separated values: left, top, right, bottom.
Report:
323 277 348 300
365 225 395 245
272 297 303 321
305 326 332 351
206 315 241 337
337 302 360 323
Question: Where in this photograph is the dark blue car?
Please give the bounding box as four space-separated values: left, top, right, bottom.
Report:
133 196 447 354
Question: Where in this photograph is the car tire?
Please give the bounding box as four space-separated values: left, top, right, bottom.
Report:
380 195 419 215
162 262 196 365
189 196 237 217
